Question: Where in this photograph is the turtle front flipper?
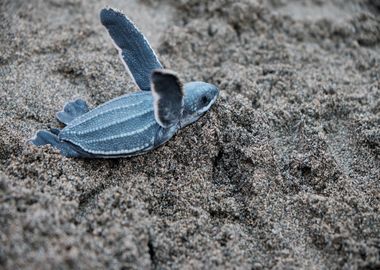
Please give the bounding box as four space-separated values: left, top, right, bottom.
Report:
151 69 184 128
29 130 85 158
56 99 89 125
100 7 162 91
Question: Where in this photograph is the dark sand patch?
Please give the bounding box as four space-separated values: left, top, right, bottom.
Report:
1 0 379 269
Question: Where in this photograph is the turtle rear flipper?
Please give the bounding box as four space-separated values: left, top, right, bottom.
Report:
29 130 83 158
56 99 89 125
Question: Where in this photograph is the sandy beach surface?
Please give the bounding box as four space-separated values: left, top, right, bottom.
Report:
1 0 379 269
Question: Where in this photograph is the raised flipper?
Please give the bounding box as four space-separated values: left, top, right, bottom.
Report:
151 69 184 128
100 7 163 91
29 130 83 158
56 99 89 125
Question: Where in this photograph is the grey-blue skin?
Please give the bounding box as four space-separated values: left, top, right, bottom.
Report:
29 7 219 158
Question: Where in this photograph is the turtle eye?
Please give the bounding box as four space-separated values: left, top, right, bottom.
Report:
201 95 210 105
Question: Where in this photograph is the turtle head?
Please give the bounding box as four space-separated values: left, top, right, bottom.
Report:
180 81 219 128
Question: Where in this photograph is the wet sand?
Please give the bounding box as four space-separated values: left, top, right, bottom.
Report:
1 0 379 269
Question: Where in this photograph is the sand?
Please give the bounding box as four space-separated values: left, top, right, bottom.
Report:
0 0 379 269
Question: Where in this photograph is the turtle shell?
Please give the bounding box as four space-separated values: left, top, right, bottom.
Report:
59 91 162 156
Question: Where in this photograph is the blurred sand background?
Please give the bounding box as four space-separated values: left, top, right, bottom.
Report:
0 0 379 269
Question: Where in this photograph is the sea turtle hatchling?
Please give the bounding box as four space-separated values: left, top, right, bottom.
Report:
30 7 219 158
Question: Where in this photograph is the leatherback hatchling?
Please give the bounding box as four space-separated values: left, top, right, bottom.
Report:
30 7 219 158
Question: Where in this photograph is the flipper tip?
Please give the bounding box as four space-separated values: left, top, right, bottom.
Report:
100 7 125 26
